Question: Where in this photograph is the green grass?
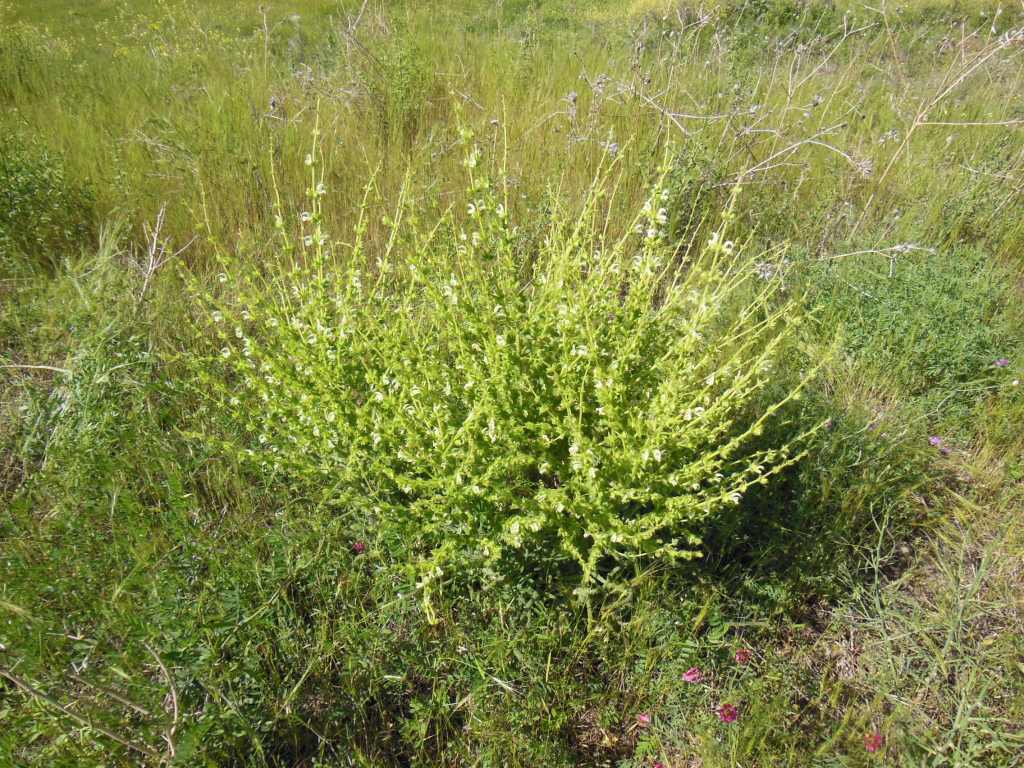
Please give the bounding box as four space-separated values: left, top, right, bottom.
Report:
2 1 1024 766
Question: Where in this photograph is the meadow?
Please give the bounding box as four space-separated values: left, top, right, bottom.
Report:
1 0 1023 765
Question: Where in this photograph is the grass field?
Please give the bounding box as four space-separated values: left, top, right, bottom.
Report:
2 1 1024 765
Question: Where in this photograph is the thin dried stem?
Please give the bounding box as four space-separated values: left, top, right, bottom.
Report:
0 666 159 759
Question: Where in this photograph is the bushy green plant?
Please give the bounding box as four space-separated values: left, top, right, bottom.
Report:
806 243 1016 424
0 19 72 100
0 139 95 268
195 143 820 615
370 39 431 140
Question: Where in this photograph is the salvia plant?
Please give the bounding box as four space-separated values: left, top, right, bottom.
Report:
194 125 821 618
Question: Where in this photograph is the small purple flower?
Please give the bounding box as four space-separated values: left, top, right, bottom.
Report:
994 358 1010 368
635 712 652 728
352 541 366 555
929 436 943 447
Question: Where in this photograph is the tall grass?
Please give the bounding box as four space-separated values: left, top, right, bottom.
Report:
3 0 1023 270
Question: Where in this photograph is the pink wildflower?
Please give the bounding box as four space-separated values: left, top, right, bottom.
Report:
864 731 885 753
734 648 752 665
682 667 703 683
716 703 739 723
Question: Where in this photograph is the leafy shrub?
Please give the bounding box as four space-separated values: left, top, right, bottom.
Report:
724 0 840 54
0 139 95 268
196 150 818 614
370 39 431 140
0 20 72 100
806 244 1017 423
661 141 729 245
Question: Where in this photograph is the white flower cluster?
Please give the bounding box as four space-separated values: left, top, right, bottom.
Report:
636 188 671 242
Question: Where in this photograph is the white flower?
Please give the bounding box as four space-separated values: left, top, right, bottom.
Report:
300 211 312 222
212 311 223 323
304 153 313 166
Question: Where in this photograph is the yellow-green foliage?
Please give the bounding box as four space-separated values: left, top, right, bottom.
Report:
197 137 817 611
